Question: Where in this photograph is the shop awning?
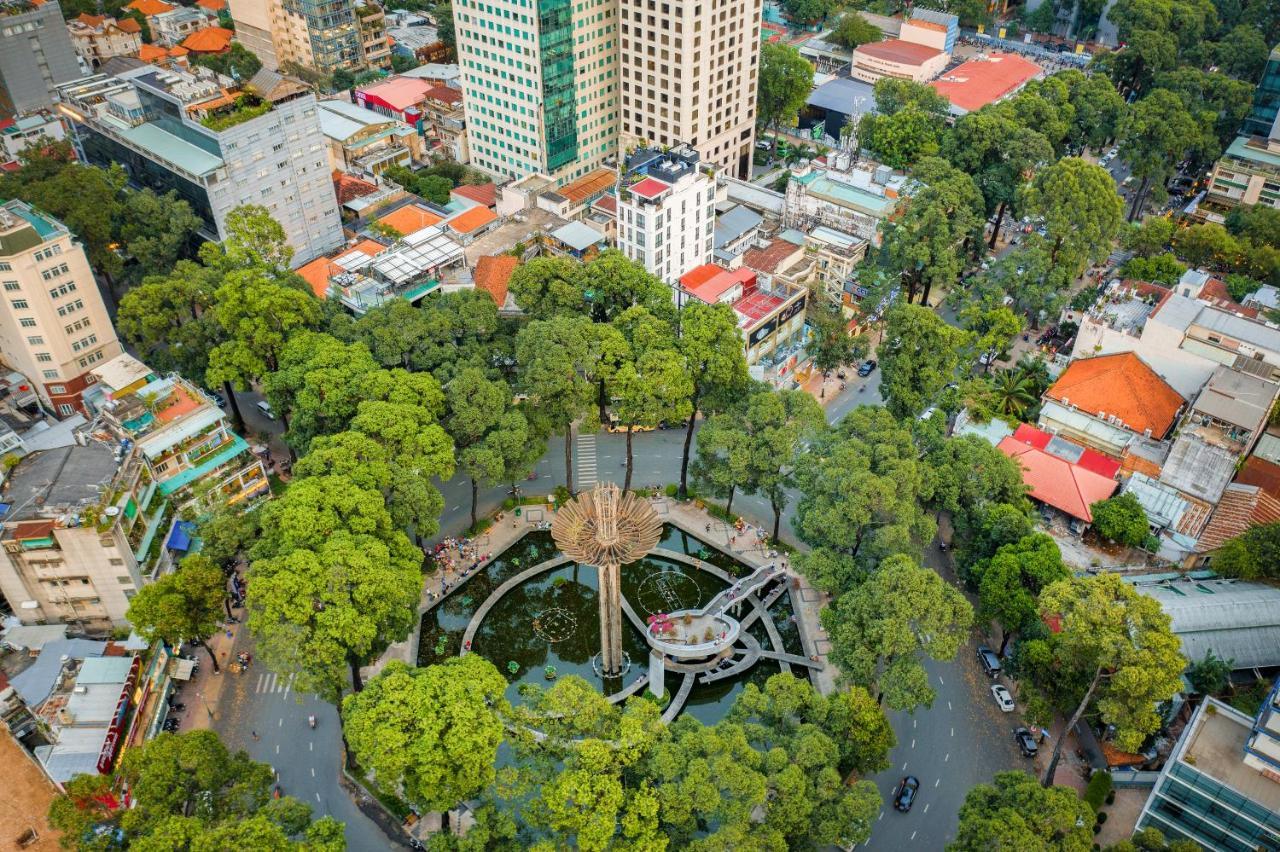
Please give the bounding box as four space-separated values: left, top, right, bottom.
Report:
165 519 196 553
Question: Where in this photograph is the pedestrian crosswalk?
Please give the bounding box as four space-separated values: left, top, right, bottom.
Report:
255 671 296 695
576 432 597 491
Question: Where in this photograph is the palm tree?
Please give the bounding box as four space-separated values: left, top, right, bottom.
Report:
992 369 1038 421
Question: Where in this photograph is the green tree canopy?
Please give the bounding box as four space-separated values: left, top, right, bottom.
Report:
878 304 974 419
972 533 1070 653
515 315 599 494
1089 492 1150 547
676 301 751 497
829 12 883 47
1018 157 1124 281
1212 521 1280 579
126 554 226 672
48 731 343 851
822 553 973 711
948 771 1094 852
343 658 508 813
248 475 424 699
757 43 815 133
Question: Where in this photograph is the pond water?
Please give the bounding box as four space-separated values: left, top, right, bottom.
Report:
417 526 806 722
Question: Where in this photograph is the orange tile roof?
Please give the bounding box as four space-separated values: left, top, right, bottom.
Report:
1045 352 1184 438
1235 455 1280 501
137 43 172 62
997 435 1118 522
423 84 462 105
558 168 616 205
450 182 496 208
296 239 387 298
115 17 142 33
155 385 202 423
126 0 176 15
447 205 498 234
474 255 518 306
195 0 226 9
376 204 443 235
74 12 106 26
333 170 378 204
181 26 233 53
1197 483 1280 551
929 53 1042 113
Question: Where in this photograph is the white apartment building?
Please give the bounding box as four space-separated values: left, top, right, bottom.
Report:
452 0 618 182
617 0 761 178
616 144 714 284
0 200 121 417
56 66 343 267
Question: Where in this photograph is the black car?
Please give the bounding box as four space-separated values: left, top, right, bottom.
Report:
1014 727 1038 758
857 359 877 377
893 776 920 812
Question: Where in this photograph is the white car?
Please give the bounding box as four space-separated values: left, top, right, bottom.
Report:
991 684 1016 712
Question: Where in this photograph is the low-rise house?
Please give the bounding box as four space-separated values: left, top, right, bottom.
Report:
849 39 948 84
354 75 435 126
679 262 809 387
450 183 496 210
1039 352 1185 456
537 167 616 221
417 84 467 162
783 156 911 246
151 6 217 47
66 14 143 70
316 99 422 176
0 111 67 167
996 424 1119 528
545 220 607 260
712 204 763 260
1138 576 1280 673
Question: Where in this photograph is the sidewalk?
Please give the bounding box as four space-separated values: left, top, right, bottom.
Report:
175 605 251 732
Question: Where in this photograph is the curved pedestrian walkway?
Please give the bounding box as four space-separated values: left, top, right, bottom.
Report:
459 555 572 652
661 672 697 723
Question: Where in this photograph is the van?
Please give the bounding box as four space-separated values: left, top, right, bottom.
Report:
255 400 276 420
977 645 1001 677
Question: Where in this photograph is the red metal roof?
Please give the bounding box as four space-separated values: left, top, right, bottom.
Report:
855 39 945 65
680 264 755 304
1010 423 1121 479
450 183 497 208
997 435 1118 522
629 177 670 199
734 288 785 323
929 53 1042 113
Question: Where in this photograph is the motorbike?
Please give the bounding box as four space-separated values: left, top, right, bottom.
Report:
308 714 316 729
168 702 186 712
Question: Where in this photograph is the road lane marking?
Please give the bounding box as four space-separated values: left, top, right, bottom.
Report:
911 739 915 749
951 727 955 737
310 742 314 751
275 744 280 754
902 762 908 771
923 804 930 814
283 674 294 698
311 767 316 777
910 831 917 841
450 506 459 511
278 717 283 727
315 793 321 803
935 779 940 787
938 676 944 685
878 812 883 822
255 673 265 693
945 753 950 762
947 701 952 711
913 718 917 728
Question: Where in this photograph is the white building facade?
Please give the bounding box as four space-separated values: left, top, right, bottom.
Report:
616 145 714 284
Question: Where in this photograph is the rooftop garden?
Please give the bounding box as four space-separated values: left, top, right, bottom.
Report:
200 94 271 132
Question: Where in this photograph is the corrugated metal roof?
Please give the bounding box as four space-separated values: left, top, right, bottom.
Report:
1141 580 1280 669
9 640 107 705
1158 433 1238 504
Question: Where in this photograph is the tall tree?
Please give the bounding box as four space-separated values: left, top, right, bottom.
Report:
822 554 973 710
793 405 935 588
738 388 825 540
829 12 883 47
1018 157 1125 278
126 554 226 673
857 79 951 169
1089 492 1151 546
806 299 867 397
972 534 1070 654
343 658 507 815
959 304 1022 373
1208 521 1280 579
690 409 753 515
445 369 540 526
248 475 423 699
676 302 750 498
515 316 597 494
1118 90 1199 221
116 261 223 381
757 43 814 138
115 188 203 284
1036 573 1186 784
878 304 973 419
1060 69 1128 151
263 332 381 453
48 731 343 851
611 347 693 492
949 771 1094 852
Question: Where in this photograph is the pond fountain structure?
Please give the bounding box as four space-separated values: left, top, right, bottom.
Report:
448 483 820 719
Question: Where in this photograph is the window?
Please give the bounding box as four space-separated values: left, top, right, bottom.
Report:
26 336 42 345
10 299 28 309
3 281 18 291
42 370 59 380
57 404 74 416
19 318 36 328
0 262 10 271
49 385 65 394
35 352 52 363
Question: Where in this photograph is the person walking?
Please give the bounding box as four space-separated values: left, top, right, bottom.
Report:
251 731 260 741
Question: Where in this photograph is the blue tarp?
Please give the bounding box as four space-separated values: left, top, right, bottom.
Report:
166 519 196 552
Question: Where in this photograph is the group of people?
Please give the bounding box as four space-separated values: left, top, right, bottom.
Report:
426 536 492 601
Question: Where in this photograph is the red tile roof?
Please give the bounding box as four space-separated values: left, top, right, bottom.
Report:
447 205 498 234
1045 352 1184 438
629 176 670 199
450 183 496 208
743 237 802 274
195 0 226 9
929 53 1042 113
424 84 462 105
181 26 233 53
296 239 387 299
332 170 378 204
474 255 518 307
997 435 1118 522
377 204 443 235
854 38 945 65
1010 424 1122 479
115 17 142 33
74 12 106 26
1198 277 1259 318
10 520 56 541
1196 483 1280 551
593 195 617 214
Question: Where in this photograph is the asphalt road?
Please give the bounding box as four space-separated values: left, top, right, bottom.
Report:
861 543 1025 850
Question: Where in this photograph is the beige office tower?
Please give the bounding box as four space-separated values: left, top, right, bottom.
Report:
227 0 389 74
618 0 761 179
0 201 122 416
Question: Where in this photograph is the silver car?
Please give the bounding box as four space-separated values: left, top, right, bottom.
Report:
990 684 1015 712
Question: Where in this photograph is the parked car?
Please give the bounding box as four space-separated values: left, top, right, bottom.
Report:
977 645 1001 677
893 776 920 812
857 359 877 377
255 400 276 420
1014 727 1038 757
991 684 1016 712
208 390 226 408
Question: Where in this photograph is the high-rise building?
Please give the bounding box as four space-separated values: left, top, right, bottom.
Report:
453 0 618 182
225 0 389 74
1241 44 1280 139
616 144 714 284
617 0 761 179
56 65 344 266
0 0 82 118
1136 694 1280 852
0 200 122 416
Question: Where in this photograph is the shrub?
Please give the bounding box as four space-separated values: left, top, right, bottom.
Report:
664 483 679 498
1084 770 1113 813
1096 812 1108 825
